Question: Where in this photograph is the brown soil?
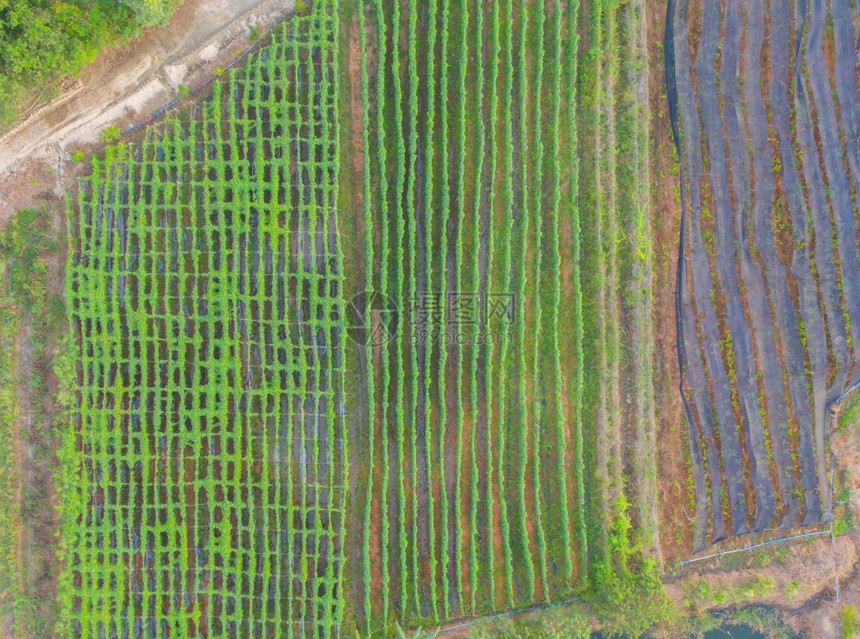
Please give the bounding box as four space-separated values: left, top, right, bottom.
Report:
646 0 690 563
346 14 365 181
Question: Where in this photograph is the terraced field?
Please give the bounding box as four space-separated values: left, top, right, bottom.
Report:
669 0 860 551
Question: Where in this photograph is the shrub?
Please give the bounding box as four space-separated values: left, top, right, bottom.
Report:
741 575 775 599
842 606 860 638
0 0 179 130
98 125 121 144
471 604 591 639
588 496 675 637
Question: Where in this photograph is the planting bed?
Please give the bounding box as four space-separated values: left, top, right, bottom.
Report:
53 0 663 635
61 4 348 637
669 0 860 550
346 0 658 633
352 0 586 629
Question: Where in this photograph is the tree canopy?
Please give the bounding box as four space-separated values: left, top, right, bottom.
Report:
0 0 178 129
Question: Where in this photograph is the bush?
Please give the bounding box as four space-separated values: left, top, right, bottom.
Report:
842 606 860 638
120 0 177 27
0 0 178 130
0 1 136 83
471 604 591 639
588 495 675 637
783 580 800 599
741 575 775 600
98 125 121 144
0 208 55 309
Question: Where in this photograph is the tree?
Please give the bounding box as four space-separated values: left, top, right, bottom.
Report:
120 0 177 27
0 0 177 130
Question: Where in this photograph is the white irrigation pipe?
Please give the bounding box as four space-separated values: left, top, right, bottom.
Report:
681 370 860 568
678 529 831 566
832 379 860 406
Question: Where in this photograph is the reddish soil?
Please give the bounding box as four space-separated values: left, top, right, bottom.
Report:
646 0 690 563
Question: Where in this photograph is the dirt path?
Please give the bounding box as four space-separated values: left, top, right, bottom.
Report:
0 0 295 218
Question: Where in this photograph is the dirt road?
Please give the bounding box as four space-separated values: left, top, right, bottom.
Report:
0 0 295 217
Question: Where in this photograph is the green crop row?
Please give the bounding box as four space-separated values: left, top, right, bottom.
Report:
514 0 537 603
452 0 469 616
421 0 440 621
435 0 451 621
529 0 550 600
467 0 487 615
356 0 590 633
566 0 588 581
548 0 574 589
405 0 421 616
495 0 516 611
358 1 376 634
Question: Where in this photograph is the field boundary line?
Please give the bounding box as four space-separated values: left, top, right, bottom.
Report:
79 5 303 155
418 596 583 637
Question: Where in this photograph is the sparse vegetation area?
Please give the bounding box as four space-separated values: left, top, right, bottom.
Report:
0 208 66 638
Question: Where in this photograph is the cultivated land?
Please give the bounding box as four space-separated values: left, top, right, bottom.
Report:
670 0 860 550
1 0 860 637
63 6 347 636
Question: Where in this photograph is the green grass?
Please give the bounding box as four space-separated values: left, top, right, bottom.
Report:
0 207 66 638
0 227 24 638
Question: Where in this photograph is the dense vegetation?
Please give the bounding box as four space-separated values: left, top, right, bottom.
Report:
51 0 679 635
5 0 858 635
0 0 177 129
345 0 668 635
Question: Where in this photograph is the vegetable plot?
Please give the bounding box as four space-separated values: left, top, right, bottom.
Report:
670 0 860 550
60 3 348 636
354 0 586 631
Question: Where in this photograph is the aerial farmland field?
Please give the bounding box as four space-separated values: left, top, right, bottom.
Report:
0 0 859 637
